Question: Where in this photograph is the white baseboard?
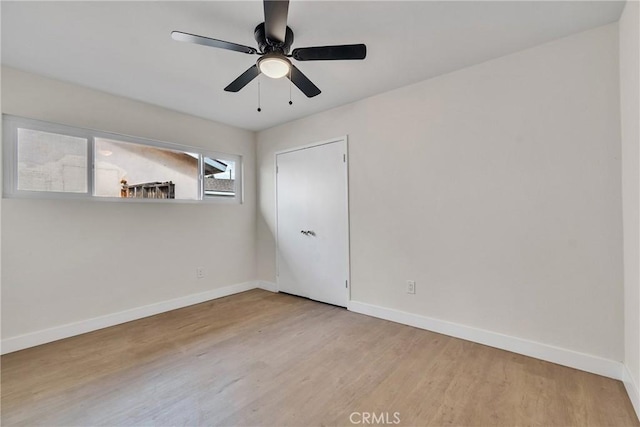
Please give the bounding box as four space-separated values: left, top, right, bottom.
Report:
256 280 278 293
1 281 263 355
348 300 624 381
623 365 640 421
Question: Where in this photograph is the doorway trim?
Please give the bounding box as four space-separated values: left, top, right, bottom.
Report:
274 135 351 303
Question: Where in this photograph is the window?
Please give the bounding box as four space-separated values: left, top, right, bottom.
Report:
17 128 88 193
3 115 242 203
204 157 236 198
94 138 199 200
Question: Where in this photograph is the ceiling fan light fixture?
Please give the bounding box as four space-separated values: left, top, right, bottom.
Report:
258 54 291 79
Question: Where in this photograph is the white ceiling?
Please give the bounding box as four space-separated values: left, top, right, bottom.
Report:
1 1 625 131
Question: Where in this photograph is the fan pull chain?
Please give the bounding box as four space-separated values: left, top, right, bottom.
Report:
289 69 293 105
257 78 262 112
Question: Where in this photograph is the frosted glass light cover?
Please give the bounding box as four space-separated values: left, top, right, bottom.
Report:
259 56 290 79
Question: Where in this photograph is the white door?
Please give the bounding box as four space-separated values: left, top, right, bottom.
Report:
276 139 349 307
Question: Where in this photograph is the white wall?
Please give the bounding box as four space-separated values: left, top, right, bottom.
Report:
1 67 257 340
257 24 623 361
620 0 640 415
0 66 3 343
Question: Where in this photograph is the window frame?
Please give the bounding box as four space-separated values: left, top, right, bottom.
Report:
3 115 243 204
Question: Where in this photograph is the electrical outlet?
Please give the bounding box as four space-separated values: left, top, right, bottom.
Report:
407 280 416 294
196 267 205 279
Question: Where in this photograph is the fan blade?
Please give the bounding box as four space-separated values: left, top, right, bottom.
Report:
263 0 289 44
292 44 367 61
224 65 261 92
288 64 321 98
172 31 257 54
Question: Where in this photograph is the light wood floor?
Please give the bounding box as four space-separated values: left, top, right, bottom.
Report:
1 289 638 427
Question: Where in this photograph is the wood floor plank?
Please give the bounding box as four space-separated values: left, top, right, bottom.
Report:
1 289 638 426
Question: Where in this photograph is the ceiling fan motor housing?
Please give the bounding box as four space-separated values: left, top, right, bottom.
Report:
254 23 294 54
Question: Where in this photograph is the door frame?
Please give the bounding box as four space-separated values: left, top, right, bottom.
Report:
274 135 351 304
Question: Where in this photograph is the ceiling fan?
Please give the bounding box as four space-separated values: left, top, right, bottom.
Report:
171 0 367 98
